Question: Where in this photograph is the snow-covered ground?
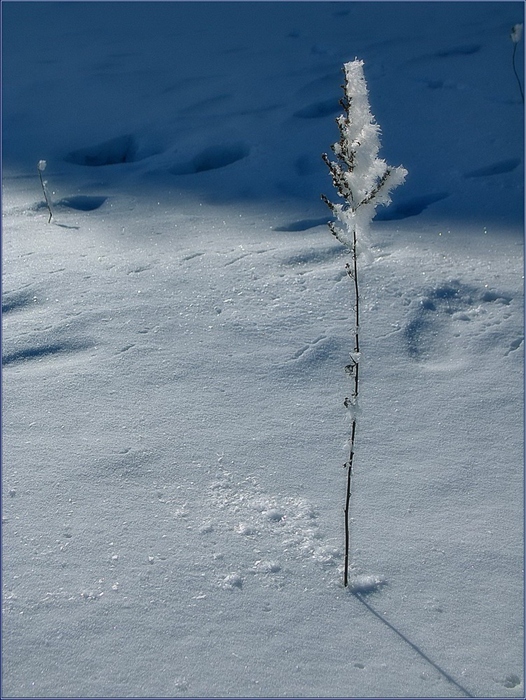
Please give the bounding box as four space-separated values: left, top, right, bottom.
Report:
2 2 524 697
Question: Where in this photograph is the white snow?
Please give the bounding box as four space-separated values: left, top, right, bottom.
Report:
2 1 524 698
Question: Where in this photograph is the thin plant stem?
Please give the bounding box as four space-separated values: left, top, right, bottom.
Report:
343 418 356 587
343 227 360 587
512 42 524 103
322 60 406 589
352 231 360 355
38 167 53 223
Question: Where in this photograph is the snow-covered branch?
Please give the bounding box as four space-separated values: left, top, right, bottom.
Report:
322 59 407 251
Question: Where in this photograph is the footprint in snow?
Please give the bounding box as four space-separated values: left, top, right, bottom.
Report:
463 158 521 179
402 279 515 361
500 673 522 689
375 192 449 221
2 288 38 314
204 469 341 590
273 217 332 232
64 134 157 166
2 339 93 367
169 142 250 175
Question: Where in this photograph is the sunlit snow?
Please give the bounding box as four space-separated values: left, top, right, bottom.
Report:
2 2 524 698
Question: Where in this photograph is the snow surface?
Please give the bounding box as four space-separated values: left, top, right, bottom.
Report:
2 1 524 698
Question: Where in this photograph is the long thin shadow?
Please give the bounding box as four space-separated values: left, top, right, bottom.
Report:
352 592 475 698
54 222 80 230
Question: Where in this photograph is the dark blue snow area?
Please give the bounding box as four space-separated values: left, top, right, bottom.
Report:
65 135 140 166
2 1 522 224
169 143 250 175
57 195 107 211
375 193 450 220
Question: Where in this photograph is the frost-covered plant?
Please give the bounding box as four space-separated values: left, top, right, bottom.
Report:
321 59 407 588
37 160 53 223
510 23 524 103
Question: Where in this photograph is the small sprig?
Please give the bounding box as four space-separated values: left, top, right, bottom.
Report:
321 60 406 588
37 160 53 223
511 23 523 43
510 24 524 103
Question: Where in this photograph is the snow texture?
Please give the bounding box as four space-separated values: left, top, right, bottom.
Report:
2 2 524 698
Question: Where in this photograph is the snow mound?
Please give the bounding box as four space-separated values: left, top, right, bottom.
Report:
347 574 387 594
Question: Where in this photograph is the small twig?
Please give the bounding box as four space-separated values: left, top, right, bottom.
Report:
37 160 53 223
342 230 360 588
343 421 356 587
357 168 391 209
510 24 524 103
512 42 524 103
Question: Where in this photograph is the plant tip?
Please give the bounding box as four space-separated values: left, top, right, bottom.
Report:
511 23 523 43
